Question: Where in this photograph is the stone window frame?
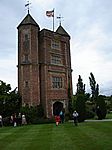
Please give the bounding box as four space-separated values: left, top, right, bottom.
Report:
23 29 30 41
52 76 63 89
51 55 62 65
51 40 60 50
23 32 30 53
24 80 29 88
22 54 29 63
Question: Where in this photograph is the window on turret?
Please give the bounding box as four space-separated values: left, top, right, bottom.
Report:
23 33 30 51
25 81 28 87
51 55 61 65
25 55 29 62
24 81 29 88
25 34 29 41
52 77 62 88
22 54 29 63
23 41 29 50
24 33 30 41
51 41 60 50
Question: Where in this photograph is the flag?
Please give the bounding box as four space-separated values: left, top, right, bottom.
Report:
57 16 61 19
46 10 54 17
25 3 29 7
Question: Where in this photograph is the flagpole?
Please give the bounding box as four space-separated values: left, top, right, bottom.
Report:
53 9 54 32
46 9 55 31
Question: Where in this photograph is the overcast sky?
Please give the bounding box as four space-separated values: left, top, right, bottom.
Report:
0 0 112 95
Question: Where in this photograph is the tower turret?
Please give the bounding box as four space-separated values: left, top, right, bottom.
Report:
17 13 40 106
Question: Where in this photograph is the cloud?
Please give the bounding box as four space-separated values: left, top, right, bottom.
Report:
33 0 55 7
0 0 112 95
71 21 112 95
0 55 17 90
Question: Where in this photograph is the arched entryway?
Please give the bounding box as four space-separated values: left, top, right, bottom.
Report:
53 101 63 115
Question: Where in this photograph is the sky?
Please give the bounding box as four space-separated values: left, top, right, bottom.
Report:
0 0 112 96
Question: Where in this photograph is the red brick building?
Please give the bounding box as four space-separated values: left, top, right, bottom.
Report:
17 13 72 118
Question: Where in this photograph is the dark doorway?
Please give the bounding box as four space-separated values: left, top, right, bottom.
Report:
53 101 63 115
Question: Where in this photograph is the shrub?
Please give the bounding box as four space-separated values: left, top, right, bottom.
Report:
86 111 95 119
96 95 107 119
3 116 10 126
65 113 71 121
20 104 44 124
36 118 55 124
76 94 86 122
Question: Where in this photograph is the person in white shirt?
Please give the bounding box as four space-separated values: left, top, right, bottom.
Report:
0 115 3 127
72 111 79 126
22 114 27 125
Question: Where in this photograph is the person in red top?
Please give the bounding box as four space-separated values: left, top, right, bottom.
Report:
55 115 60 126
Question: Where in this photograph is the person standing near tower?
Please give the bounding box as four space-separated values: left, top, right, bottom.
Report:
59 110 64 123
0 115 3 127
72 110 79 126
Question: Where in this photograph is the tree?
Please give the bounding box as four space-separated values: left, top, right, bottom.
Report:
5 89 21 116
68 81 73 115
76 75 85 95
75 76 86 122
0 80 11 95
76 94 86 122
0 80 21 117
89 72 99 101
0 80 11 116
96 95 107 119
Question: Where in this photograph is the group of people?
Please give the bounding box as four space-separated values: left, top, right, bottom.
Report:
54 110 79 126
54 110 65 126
10 113 27 127
1 110 79 127
0 113 27 127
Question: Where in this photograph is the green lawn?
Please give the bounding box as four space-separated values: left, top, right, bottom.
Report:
106 112 112 119
0 121 112 150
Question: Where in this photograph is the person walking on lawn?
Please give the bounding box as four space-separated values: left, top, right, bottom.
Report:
72 110 79 126
0 115 3 127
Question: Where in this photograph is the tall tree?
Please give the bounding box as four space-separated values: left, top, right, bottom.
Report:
96 95 107 119
76 75 85 95
0 80 21 117
89 72 99 101
75 75 86 122
0 80 11 95
76 94 86 122
68 81 73 115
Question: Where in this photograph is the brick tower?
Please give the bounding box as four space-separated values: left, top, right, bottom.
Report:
17 13 40 106
17 12 72 118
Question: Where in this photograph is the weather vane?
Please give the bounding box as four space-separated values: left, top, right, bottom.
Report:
57 14 64 26
25 1 31 14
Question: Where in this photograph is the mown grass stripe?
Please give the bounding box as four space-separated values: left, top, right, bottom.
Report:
51 123 78 150
0 126 34 150
0 122 112 150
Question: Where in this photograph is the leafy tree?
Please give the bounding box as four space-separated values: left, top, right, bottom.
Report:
68 81 73 115
75 76 86 122
0 80 21 117
20 104 44 124
76 94 86 122
109 95 112 111
5 89 21 116
72 95 77 111
96 95 107 119
89 72 99 101
76 75 85 95
0 80 11 95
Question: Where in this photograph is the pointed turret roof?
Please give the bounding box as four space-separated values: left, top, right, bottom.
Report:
56 25 70 37
17 13 40 29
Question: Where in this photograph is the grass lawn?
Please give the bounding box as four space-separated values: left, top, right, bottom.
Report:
106 112 112 119
0 121 112 150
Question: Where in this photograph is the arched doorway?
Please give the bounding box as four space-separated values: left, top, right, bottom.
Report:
53 101 63 115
